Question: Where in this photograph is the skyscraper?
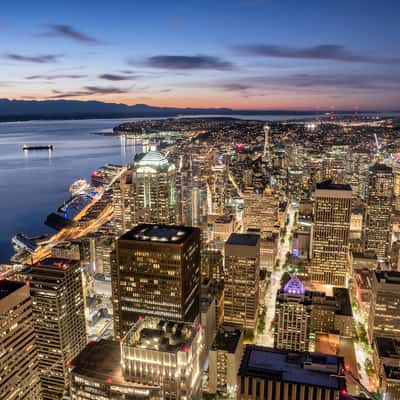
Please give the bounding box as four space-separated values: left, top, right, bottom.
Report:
242 186 279 239
29 258 87 399
368 270 400 342
112 224 201 338
131 150 178 225
0 280 41 400
364 163 394 261
121 317 203 400
274 276 353 352
111 170 133 234
274 275 312 352
310 180 352 287
238 346 346 400
224 233 260 331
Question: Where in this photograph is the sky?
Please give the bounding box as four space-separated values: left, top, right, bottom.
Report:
1 0 400 110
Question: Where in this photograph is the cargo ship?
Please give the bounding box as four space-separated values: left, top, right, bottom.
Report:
23 144 53 151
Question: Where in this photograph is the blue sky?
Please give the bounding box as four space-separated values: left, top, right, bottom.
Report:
1 0 399 110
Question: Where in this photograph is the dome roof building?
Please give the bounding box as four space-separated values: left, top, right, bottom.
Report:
135 151 176 174
131 150 178 225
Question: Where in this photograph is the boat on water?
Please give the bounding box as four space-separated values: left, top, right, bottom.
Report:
69 179 90 197
23 144 53 151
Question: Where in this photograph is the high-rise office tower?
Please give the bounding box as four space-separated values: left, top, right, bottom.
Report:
112 224 201 338
286 143 304 169
224 233 260 331
112 170 133 234
201 242 223 283
364 163 394 261
121 317 203 400
274 276 353 352
208 160 229 215
131 150 178 225
393 155 400 210
322 156 346 184
287 167 304 201
69 339 164 400
274 275 312 352
0 280 41 400
346 151 370 200
242 186 279 239
209 326 243 397
238 346 346 400
29 258 87 400
368 270 400 342
177 158 207 228
310 180 352 287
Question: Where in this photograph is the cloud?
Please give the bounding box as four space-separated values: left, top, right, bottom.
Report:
214 72 400 93
137 54 234 70
160 89 172 93
219 83 252 91
4 53 62 63
26 74 86 80
39 24 103 44
49 86 129 98
99 73 138 81
232 44 400 64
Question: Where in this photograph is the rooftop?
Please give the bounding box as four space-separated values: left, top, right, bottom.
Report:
226 233 259 247
283 275 305 296
375 337 400 359
211 326 242 353
120 224 197 245
124 317 200 353
70 340 123 383
134 150 175 172
70 339 159 393
33 257 80 271
370 163 393 173
0 280 25 301
375 270 400 285
239 346 344 390
316 180 352 192
384 365 400 381
333 288 353 317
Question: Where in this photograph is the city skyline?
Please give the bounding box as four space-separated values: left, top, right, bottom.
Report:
2 2 400 399
1 0 400 110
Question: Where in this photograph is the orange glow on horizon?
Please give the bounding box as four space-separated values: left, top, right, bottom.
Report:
7 91 394 112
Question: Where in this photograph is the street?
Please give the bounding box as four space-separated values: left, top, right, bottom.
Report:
256 204 296 346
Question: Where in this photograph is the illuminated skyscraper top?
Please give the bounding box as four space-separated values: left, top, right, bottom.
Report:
131 150 178 225
135 150 176 173
283 274 305 295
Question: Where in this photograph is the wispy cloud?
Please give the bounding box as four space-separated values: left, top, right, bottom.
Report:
219 83 253 91
99 73 138 81
26 74 86 80
4 53 62 63
49 86 129 98
214 72 400 93
39 24 103 44
136 54 234 70
232 44 400 64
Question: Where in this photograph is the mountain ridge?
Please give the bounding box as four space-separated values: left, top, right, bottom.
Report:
0 98 392 122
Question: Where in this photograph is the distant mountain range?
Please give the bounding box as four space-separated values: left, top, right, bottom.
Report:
0 98 387 122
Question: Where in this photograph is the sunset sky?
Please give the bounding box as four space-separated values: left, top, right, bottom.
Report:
1 0 400 110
